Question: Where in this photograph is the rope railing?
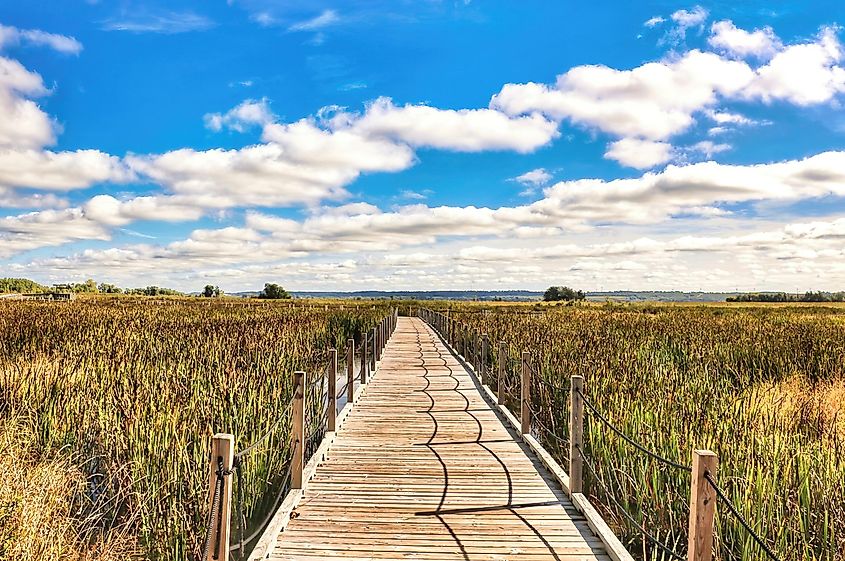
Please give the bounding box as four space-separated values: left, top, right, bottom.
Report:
202 308 399 561
415 307 782 561
577 388 692 473
578 446 687 561
704 472 782 561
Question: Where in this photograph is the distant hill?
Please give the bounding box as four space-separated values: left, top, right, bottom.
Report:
227 290 740 302
587 291 739 302
230 290 545 301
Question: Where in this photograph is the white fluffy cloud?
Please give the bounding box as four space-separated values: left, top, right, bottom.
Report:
708 20 781 59
0 52 136 211
492 24 845 168
0 149 131 190
745 26 845 105
204 98 277 132
511 168 552 186
0 23 82 55
7 149 845 257
604 138 674 168
491 50 754 141
341 97 559 153
0 56 56 150
20 212 845 292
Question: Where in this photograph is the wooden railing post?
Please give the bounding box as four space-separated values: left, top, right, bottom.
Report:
375 324 381 362
370 327 376 371
569 375 584 494
481 334 489 385
361 334 368 384
207 433 234 561
688 450 719 561
474 331 480 372
328 349 337 432
292 370 305 489
521 351 531 434
346 338 355 404
497 342 506 404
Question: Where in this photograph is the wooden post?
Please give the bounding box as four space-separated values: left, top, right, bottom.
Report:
292 370 305 489
370 327 376 371
569 375 584 494
375 324 381 362
207 433 234 561
474 331 480 372
521 351 531 435
361 334 368 384
346 338 355 404
688 450 719 561
481 334 489 384
328 349 337 432
497 342 506 404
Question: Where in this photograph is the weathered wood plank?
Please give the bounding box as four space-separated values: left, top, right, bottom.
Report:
265 317 615 560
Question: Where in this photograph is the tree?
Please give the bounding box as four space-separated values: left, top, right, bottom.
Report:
98 283 123 294
72 278 99 293
202 285 222 298
259 283 291 300
0 278 48 293
126 286 183 296
543 286 585 302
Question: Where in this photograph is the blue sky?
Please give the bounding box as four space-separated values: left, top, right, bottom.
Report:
1 1 845 291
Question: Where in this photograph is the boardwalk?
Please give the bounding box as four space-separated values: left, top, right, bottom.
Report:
268 317 611 560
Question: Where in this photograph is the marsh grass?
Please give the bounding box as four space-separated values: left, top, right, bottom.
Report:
0 297 387 560
452 303 845 561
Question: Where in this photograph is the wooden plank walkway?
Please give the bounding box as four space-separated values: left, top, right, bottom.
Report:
269 317 611 560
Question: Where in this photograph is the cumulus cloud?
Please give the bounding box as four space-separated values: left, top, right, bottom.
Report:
534 151 845 226
339 97 559 153
511 168 552 187
204 98 277 132
686 140 731 158
0 54 135 210
491 50 754 142
0 24 83 55
8 149 845 257
0 149 132 190
744 26 845 105
492 24 845 168
604 138 674 168
20 212 845 292
0 56 56 150
708 20 781 59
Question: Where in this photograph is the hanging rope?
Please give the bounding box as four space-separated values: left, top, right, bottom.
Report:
579 447 686 561
704 472 782 561
577 388 691 473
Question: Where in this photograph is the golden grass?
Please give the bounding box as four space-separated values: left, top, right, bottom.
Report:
0 416 139 561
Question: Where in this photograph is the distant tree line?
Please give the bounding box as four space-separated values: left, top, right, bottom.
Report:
543 286 585 302
125 286 184 296
0 278 48 293
2 277 294 299
727 291 845 303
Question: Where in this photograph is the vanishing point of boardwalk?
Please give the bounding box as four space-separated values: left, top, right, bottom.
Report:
267 317 611 560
